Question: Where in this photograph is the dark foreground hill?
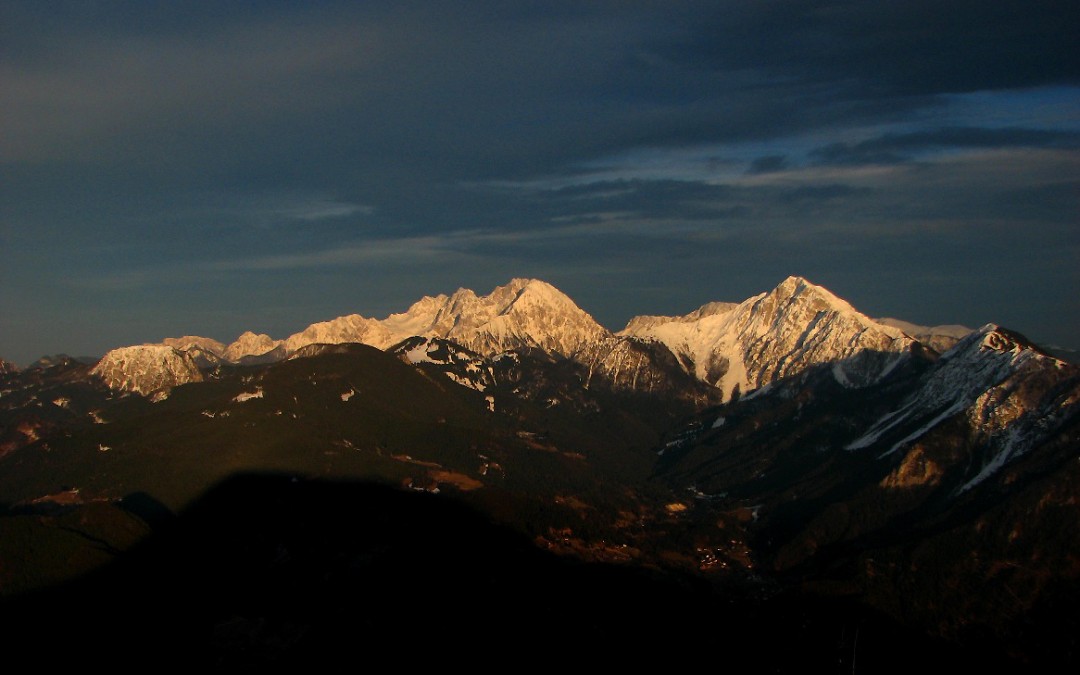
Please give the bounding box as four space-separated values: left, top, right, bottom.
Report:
0 474 1002 671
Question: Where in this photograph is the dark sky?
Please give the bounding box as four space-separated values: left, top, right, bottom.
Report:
1 1 1077 365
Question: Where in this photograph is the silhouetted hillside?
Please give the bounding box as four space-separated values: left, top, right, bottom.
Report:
0 474 1012 670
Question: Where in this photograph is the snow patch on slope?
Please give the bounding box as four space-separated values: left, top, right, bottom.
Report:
233 387 264 403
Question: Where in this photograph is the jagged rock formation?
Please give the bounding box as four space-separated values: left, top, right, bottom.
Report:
90 345 203 396
282 278 611 359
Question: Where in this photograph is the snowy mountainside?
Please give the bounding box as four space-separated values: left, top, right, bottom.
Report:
620 301 739 334
649 321 1080 657
621 276 915 400
90 345 203 397
389 333 721 411
80 276 1051 419
442 279 611 357
283 314 395 353
572 335 721 403
82 279 614 397
390 336 497 393
259 278 610 360
846 324 1080 489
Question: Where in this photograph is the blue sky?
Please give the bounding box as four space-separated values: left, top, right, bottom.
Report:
1 1 1077 365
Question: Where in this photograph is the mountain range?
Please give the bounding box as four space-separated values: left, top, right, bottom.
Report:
78 276 950 399
1 276 1077 669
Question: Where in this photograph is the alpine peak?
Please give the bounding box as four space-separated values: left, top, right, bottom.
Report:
621 276 914 400
430 278 610 357
224 331 283 362
770 275 865 318
161 336 226 356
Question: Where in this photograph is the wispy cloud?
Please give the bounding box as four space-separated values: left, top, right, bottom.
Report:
152 194 375 230
284 201 374 221
809 126 1080 166
200 235 459 272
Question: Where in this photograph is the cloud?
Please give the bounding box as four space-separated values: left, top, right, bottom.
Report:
199 235 461 272
0 13 387 163
203 196 375 226
655 1 1080 97
286 201 374 221
745 155 789 175
810 126 1080 166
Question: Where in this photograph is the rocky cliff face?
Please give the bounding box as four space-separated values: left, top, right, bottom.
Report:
573 336 719 403
90 345 204 397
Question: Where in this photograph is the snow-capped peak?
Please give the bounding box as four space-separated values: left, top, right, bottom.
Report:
224 331 283 362
435 278 611 357
622 276 914 400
